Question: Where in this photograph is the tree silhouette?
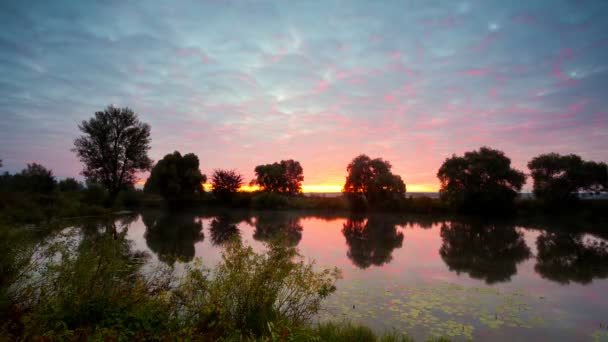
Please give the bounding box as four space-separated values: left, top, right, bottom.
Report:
209 211 251 246
144 151 206 204
535 232 608 284
342 215 404 269
253 212 303 246
13 163 56 194
58 178 84 192
73 106 152 203
439 221 531 284
253 160 303 194
528 153 608 206
343 154 405 209
142 211 204 265
437 147 525 213
211 169 244 202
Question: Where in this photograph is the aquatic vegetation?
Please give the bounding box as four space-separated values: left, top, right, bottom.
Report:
320 281 557 340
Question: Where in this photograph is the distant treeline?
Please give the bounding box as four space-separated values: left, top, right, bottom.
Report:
1 105 607 219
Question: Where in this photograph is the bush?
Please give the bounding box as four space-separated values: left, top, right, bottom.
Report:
251 192 289 209
174 241 341 336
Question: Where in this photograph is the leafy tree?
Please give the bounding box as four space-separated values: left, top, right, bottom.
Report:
439 221 531 284
437 147 525 213
142 211 205 265
13 163 57 194
144 151 206 204
253 212 303 247
72 105 152 202
58 178 84 192
535 232 608 284
343 154 406 208
342 215 404 269
209 212 242 246
528 153 608 205
211 169 244 202
253 159 303 195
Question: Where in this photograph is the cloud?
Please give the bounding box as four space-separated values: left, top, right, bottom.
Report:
0 0 607 190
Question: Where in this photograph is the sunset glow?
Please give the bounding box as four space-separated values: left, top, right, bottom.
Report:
1 1 607 192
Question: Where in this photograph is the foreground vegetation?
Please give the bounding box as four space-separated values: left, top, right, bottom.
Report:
0 222 451 341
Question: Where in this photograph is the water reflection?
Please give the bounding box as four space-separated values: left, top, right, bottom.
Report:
141 211 204 265
535 232 608 284
253 212 303 246
439 221 531 284
342 215 404 269
209 211 250 246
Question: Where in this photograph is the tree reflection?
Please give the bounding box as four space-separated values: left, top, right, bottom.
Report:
141 211 204 265
535 232 608 284
439 221 531 284
253 212 303 246
209 211 251 246
342 215 404 269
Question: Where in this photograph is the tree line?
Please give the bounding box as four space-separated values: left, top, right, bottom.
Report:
1 105 606 213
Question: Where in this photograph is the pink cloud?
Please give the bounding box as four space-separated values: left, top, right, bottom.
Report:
552 48 580 85
472 32 501 52
384 94 397 103
463 68 492 77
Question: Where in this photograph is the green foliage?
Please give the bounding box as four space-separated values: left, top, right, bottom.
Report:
528 153 608 206
115 188 144 208
174 241 341 336
73 105 153 202
212 169 244 203
343 155 406 210
9 163 57 194
437 147 526 214
144 151 206 204
252 192 290 209
253 159 304 195
58 177 84 192
14 226 173 340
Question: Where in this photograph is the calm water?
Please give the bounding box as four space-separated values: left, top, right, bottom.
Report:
77 210 608 341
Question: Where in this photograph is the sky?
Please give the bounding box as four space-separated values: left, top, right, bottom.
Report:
1 0 607 192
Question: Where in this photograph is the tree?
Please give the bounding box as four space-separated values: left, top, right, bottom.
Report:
253 159 303 195
439 221 531 284
211 169 244 202
14 163 57 194
535 232 608 285
58 178 84 192
528 153 608 205
343 154 406 208
144 151 206 204
342 215 404 269
72 105 152 202
437 147 525 213
142 211 204 265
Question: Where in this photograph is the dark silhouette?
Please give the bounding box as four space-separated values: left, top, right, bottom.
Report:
342 215 404 269
13 163 57 194
343 154 406 210
73 105 152 203
252 159 303 194
535 232 608 284
439 221 531 284
211 169 244 202
58 178 84 192
142 211 204 265
144 151 206 204
209 211 251 245
253 212 303 246
528 153 608 206
437 147 526 213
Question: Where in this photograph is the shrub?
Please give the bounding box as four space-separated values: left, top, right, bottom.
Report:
173 241 341 336
251 192 289 209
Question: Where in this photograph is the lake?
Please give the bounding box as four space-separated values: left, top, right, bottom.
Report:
61 210 608 341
